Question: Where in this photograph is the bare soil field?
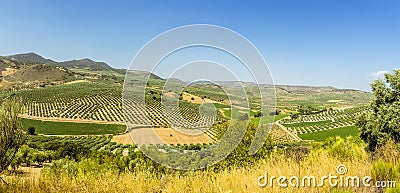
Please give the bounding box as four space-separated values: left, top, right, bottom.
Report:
111 133 135 145
129 127 213 145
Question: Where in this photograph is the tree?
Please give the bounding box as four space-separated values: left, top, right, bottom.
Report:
27 126 35 135
238 113 249 121
254 111 263 118
0 98 26 184
357 69 400 151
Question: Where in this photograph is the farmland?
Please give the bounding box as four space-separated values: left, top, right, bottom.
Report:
280 106 366 136
0 68 370 148
0 79 369 142
298 125 359 141
21 118 125 135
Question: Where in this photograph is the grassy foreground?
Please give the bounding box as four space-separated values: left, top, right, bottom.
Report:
1 151 372 193
2 136 400 193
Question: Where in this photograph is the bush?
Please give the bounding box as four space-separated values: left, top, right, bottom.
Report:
254 111 262 118
320 136 366 161
357 70 400 151
372 139 399 164
0 98 26 176
238 113 249 121
386 186 400 193
371 161 397 182
27 127 36 135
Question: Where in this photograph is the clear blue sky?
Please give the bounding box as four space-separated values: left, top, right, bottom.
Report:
0 0 399 91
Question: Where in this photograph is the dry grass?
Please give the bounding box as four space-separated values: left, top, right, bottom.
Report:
0 151 375 193
111 133 135 145
1 68 17 76
182 92 216 105
153 128 213 144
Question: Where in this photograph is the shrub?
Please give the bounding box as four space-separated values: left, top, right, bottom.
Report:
386 186 400 193
254 111 262 117
238 113 249 121
321 136 366 161
371 161 397 182
27 127 36 135
0 98 26 178
372 139 399 164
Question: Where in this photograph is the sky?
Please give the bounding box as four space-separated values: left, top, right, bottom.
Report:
0 0 399 91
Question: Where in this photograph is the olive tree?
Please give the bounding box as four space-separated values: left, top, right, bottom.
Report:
0 98 26 184
357 69 400 151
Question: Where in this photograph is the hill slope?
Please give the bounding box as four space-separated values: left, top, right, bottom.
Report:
5 52 56 65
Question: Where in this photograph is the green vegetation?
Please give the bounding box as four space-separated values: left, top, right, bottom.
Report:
212 103 230 108
282 106 366 135
0 98 26 181
4 134 400 192
283 120 332 127
357 69 400 151
298 126 359 141
273 113 289 122
21 118 125 135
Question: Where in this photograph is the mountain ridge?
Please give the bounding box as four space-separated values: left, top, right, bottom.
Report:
4 52 125 73
1 52 369 93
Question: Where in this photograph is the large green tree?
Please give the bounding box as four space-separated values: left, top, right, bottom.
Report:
0 98 26 184
357 69 400 151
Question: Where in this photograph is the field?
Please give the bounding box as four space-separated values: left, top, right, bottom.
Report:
280 106 366 136
153 128 213 144
10 81 367 142
21 118 126 135
273 113 289 122
111 133 135 145
283 120 333 127
298 126 359 141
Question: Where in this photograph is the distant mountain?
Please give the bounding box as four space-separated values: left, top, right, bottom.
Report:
5 52 56 65
3 52 125 74
0 52 167 90
57 58 113 71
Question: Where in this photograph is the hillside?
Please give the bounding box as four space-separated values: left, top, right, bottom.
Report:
3 52 126 73
56 58 127 74
5 52 56 65
0 55 75 90
0 53 129 90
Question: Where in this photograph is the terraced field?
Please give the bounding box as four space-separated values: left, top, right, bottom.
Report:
281 106 366 136
298 126 359 141
27 135 134 153
16 82 125 122
2 82 225 129
1 79 371 144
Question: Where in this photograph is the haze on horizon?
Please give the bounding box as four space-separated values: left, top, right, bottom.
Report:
0 0 399 92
